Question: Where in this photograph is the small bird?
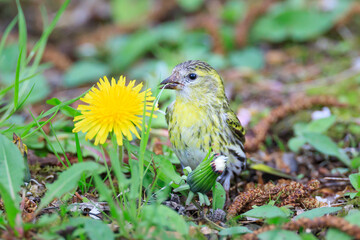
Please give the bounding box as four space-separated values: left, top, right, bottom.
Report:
160 60 246 192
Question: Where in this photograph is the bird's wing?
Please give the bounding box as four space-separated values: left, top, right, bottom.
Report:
165 102 174 125
226 110 246 143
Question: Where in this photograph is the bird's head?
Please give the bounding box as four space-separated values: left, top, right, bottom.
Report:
160 60 225 102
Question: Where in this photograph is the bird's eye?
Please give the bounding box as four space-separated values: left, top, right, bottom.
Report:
188 73 197 80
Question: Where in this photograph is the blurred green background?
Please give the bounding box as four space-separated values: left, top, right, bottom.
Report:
0 0 359 134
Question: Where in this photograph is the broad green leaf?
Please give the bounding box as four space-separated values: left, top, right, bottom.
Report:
302 133 339 157
303 132 351 167
0 183 21 228
84 219 115 240
251 2 351 43
219 226 252 236
111 0 149 24
259 229 301 240
349 173 360 191
0 134 25 202
351 157 360 169
177 0 203 12
326 229 352 240
37 162 105 211
293 122 307 137
288 137 306 152
294 207 341 220
299 233 318 240
212 182 226 210
344 210 360 225
109 31 158 71
140 204 189 235
305 116 336 133
242 205 289 219
346 192 358 199
229 47 264 70
52 217 114 240
221 0 246 23
63 61 110 87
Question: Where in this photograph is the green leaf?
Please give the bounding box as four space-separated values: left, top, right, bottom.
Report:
344 210 360 226
293 122 307 136
302 133 336 151
258 229 301 240
37 162 105 211
242 205 289 219
302 132 351 167
63 61 110 87
305 116 336 133
251 4 350 43
299 233 318 240
221 0 246 23
0 134 25 228
111 0 150 24
346 192 358 199
212 182 226 210
14 47 22 109
127 144 182 184
294 207 341 220
109 31 158 71
0 17 18 58
34 213 59 227
351 157 360 169
229 47 264 70
288 137 306 152
250 163 293 179
140 204 189 235
218 226 252 236
84 219 115 240
326 228 352 240
349 173 360 191
0 134 25 203
177 0 203 12
0 183 21 228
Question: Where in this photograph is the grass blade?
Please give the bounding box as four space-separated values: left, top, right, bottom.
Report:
13 48 22 110
28 109 68 167
28 0 70 73
16 0 27 68
0 16 18 57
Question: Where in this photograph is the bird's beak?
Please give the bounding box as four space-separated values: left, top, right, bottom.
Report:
159 74 182 90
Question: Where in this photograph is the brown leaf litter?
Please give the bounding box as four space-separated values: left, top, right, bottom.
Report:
227 179 325 218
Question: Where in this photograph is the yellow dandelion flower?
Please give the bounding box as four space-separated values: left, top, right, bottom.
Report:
73 76 157 146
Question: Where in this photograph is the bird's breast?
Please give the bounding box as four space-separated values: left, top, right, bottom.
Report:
168 100 225 167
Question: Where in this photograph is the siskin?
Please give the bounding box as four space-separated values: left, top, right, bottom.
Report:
160 60 246 192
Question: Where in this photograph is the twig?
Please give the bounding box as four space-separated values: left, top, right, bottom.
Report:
235 0 284 48
191 199 224 231
245 96 346 152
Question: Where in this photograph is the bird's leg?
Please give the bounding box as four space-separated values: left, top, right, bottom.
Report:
223 176 232 207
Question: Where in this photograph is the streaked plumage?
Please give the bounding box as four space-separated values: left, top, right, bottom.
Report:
160 60 246 191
